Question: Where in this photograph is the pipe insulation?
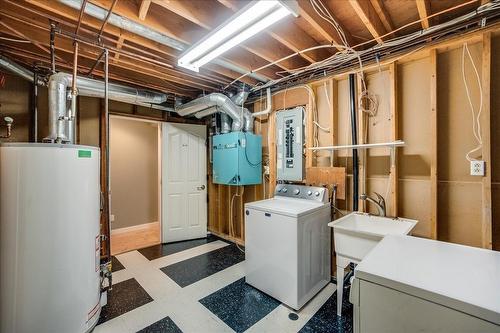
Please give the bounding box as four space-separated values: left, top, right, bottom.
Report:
175 93 253 132
0 55 45 85
46 72 169 142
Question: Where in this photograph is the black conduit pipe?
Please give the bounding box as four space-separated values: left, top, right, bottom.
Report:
349 74 359 211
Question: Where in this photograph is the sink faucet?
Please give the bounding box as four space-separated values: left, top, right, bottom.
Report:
360 192 386 217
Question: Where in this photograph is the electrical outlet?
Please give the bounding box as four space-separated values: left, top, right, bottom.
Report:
110 214 115 222
264 165 270 175
470 160 485 176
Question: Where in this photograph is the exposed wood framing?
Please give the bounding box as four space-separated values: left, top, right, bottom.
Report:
99 99 110 258
370 0 396 35
430 49 438 240
20 0 274 82
481 32 492 249
216 0 332 63
389 62 398 217
348 0 387 43
296 0 355 47
155 0 308 71
113 34 125 63
268 113 277 195
330 79 338 165
306 85 314 170
138 0 152 21
416 0 431 29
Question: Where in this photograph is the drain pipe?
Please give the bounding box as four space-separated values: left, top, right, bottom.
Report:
349 74 359 211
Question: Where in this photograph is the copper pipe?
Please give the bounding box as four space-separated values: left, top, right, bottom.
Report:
97 0 118 43
75 0 88 36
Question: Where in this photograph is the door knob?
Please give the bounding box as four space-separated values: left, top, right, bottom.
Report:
197 185 206 190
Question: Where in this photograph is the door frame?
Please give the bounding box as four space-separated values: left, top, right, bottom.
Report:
108 114 163 249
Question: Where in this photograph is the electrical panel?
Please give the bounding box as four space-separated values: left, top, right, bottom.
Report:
276 107 305 181
212 131 262 185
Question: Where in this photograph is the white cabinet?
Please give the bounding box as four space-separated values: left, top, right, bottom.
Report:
351 235 500 333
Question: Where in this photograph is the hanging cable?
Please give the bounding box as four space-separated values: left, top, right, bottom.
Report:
461 42 483 162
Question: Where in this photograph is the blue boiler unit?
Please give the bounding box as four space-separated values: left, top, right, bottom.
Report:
212 131 262 185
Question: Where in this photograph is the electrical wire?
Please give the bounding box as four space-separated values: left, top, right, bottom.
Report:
461 42 484 162
243 131 262 166
230 0 494 93
229 186 245 253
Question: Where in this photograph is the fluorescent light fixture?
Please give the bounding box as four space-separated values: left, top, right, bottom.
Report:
178 0 298 72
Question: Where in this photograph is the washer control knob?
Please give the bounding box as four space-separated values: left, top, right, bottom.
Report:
307 190 312 196
294 189 300 195
282 187 288 193
314 191 320 197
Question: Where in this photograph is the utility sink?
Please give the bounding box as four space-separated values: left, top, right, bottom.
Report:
329 212 418 262
328 212 418 317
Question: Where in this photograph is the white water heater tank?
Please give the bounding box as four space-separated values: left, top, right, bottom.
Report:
0 143 102 333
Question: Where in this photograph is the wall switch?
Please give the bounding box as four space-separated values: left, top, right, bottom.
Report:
110 214 115 222
470 160 485 176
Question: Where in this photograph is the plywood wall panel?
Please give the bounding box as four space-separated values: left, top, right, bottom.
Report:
397 58 432 179
398 179 432 237
436 43 485 245
437 43 483 182
438 182 483 247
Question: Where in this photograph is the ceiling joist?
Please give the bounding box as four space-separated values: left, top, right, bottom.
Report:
416 0 432 29
348 0 388 44
138 0 152 21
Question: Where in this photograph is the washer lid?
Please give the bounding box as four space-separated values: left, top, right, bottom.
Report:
245 197 328 218
355 235 500 325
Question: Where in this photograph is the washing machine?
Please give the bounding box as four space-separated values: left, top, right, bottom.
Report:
245 184 331 310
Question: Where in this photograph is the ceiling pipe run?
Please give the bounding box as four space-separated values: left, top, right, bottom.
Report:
57 0 268 83
0 55 45 85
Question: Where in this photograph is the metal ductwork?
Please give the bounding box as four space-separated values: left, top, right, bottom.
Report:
175 93 253 132
0 55 45 86
46 72 169 142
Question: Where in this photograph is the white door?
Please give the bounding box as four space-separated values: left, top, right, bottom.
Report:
162 123 207 243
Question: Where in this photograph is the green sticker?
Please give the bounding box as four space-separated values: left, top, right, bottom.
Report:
78 150 92 158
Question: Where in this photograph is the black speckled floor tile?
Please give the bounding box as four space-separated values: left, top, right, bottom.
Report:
98 278 153 324
299 289 353 333
139 235 220 261
112 256 125 272
199 278 280 333
137 316 182 333
160 244 244 287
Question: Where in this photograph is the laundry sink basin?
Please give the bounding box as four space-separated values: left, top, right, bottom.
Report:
329 212 418 262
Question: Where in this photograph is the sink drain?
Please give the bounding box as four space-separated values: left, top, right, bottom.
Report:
288 313 299 321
